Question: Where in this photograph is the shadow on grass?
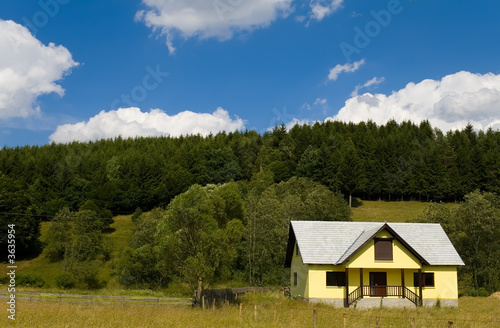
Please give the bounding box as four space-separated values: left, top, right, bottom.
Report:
103 227 116 234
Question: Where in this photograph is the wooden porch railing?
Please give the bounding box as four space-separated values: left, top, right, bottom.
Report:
402 287 420 306
347 286 362 305
347 286 421 307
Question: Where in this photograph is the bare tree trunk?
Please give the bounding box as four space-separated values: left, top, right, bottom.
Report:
197 277 202 302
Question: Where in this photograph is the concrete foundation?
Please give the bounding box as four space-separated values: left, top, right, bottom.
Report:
354 298 415 308
309 298 345 307
422 299 458 307
308 297 458 308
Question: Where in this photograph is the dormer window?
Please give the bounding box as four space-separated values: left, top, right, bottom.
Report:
374 238 393 260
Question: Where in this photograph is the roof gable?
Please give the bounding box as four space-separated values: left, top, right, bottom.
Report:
285 221 464 267
337 223 429 265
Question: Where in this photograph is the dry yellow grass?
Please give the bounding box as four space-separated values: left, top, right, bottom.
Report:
2 294 499 328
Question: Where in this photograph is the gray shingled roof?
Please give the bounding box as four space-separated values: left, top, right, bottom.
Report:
289 221 464 266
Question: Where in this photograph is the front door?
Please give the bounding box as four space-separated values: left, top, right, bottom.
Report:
369 272 387 297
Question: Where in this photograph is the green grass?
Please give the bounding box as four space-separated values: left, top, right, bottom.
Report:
106 215 134 255
2 292 499 327
350 200 458 222
102 215 134 289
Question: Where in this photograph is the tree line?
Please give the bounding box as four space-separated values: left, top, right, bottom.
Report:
2 120 499 213
1 120 499 262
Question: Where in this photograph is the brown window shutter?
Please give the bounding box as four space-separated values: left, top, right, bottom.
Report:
374 239 393 260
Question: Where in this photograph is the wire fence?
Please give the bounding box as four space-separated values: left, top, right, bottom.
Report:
0 290 191 307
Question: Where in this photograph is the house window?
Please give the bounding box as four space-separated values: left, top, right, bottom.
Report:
413 273 435 287
374 238 393 260
296 244 299 256
326 272 346 287
293 272 298 286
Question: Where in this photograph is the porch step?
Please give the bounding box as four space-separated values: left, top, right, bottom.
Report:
352 297 416 309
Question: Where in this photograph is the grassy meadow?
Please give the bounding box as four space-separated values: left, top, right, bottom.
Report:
2 293 499 328
350 199 458 222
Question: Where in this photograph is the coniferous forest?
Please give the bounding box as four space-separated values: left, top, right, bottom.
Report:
1 120 500 292
2 120 499 216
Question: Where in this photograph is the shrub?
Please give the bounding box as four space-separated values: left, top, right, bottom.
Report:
16 274 45 288
131 208 143 223
99 209 114 229
55 272 76 289
463 287 490 297
70 261 103 289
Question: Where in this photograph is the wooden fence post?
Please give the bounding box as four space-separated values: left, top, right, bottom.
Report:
212 297 216 311
343 313 346 328
58 294 61 303
376 317 380 328
121 296 124 306
313 309 317 328
410 317 415 328
29 292 32 302
254 304 257 321
202 296 205 310
90 295 93 305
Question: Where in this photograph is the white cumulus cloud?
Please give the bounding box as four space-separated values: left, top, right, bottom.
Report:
136 0 293 54
351 76 385 97
328 59 365 81
285 118 310 130
0 19 78 119
49 107 246 143
309 0 344 21
328 71 500 132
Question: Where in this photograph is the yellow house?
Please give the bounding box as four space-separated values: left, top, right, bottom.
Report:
285 221 464 308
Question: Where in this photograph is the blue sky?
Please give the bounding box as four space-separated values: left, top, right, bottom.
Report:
1 0 500 146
